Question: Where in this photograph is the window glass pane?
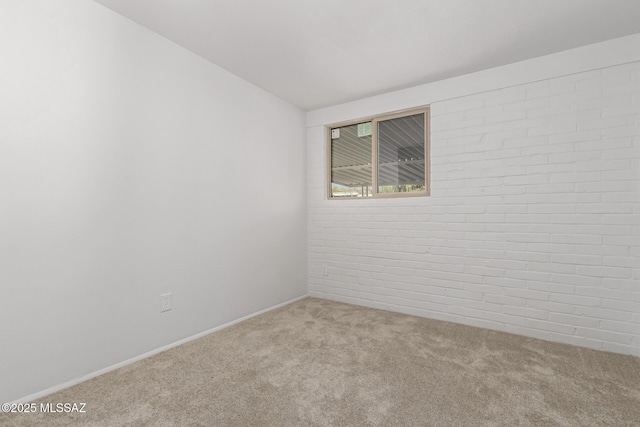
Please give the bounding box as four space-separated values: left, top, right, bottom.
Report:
377 113 425 194
330 122 372 198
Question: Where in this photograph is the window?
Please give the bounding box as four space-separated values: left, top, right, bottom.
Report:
328 107 429 199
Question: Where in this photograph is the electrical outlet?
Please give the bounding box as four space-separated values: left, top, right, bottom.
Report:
160 293 172 312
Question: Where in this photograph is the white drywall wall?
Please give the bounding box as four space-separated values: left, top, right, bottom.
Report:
0 0 306 403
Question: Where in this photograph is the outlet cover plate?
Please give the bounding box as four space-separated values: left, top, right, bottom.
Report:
160 293 172 312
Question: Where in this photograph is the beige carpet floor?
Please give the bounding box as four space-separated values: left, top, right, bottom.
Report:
2 297 640 426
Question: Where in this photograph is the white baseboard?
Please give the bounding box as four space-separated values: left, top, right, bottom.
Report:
12 294 309 404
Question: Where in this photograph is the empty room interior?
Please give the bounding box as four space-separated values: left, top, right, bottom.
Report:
1 0 640 425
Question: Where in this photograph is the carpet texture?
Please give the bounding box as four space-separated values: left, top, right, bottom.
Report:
3 297 640 426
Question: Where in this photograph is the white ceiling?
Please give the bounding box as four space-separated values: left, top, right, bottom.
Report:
92 0 640 111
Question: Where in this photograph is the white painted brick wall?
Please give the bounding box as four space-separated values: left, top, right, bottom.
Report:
307 61 640 357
